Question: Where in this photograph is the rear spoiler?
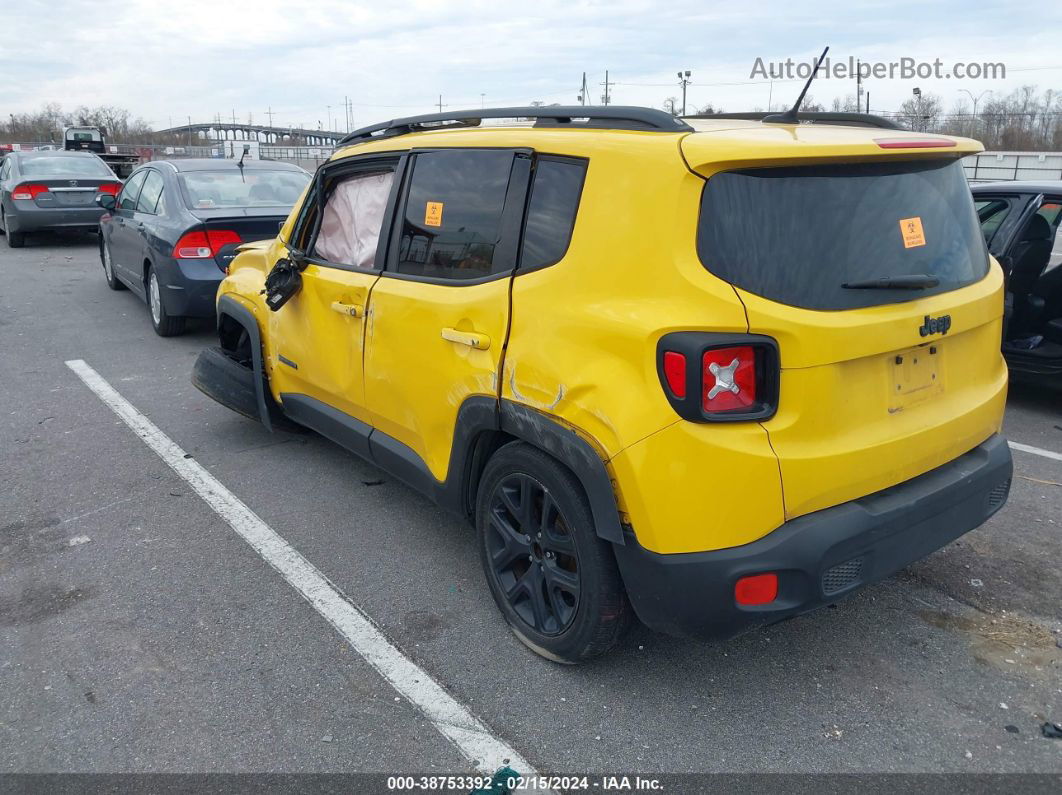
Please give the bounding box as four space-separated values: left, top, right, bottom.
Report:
689 111 904 131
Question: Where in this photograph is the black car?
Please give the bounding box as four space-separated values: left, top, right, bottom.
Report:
0 151 123 247
97 158 310 336
972 181 1062 387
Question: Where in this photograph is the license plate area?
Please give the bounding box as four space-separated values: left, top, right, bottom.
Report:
56 191 96 206
888 344 943 412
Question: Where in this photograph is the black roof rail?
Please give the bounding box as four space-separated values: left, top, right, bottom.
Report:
337 105 694 146
689 111 904 131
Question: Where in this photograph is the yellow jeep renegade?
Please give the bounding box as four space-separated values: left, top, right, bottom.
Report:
194 106 1012 663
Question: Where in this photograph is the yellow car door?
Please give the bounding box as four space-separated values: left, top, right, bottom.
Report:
363 148 531 485
266 155 402 428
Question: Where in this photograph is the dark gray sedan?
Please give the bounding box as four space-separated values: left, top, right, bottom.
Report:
0 151 123 247
97 158 310 336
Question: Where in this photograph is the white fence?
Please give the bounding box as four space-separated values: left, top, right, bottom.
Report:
963 151 1062 183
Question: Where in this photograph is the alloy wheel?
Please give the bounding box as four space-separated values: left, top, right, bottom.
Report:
485 473 581 636
149 272 162 325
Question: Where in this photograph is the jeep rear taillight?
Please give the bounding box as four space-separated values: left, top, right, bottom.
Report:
702 346 757 412
657 333 779 422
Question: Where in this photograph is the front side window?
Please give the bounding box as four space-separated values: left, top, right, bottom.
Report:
312 170 395 268
698 159 989 310
395 149 514 281
136 171 164 214
118 170 148 212
520 157 586 270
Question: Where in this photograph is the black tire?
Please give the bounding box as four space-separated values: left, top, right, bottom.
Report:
6 224 25 248
100 240 126 290
476 442 631 663
146 265 185 337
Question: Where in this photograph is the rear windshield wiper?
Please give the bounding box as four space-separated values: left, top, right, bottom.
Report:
842 274 940 290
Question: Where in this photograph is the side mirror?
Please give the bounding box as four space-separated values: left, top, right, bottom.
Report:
96 193 116 211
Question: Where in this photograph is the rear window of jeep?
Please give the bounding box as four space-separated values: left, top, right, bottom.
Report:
697 159 989 310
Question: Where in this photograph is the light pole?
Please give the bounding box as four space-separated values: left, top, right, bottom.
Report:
677 70 692 116
912 87 923 131
958 89 992 138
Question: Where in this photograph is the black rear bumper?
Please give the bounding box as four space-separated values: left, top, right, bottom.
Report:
613 434 1013 640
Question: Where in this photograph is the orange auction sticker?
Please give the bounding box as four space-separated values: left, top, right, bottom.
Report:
899 217 926 248
425 201 444 227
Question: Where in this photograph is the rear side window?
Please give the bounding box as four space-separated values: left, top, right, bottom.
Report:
520 157 586 269
697 159 989 310
136 171 164 214
395 150 514 281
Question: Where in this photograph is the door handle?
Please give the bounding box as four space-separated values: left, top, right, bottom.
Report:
441 327 490 350
330 301 364 318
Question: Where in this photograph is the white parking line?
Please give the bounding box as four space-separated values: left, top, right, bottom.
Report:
1009 440 1062 463
65 358 542 783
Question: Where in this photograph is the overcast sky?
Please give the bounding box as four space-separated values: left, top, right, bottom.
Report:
3 0 1060 132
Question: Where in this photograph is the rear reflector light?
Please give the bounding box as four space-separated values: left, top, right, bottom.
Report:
97 183 122 195
735 573 778 606
172 229 241 259
12 183 49 200
662 351 687 398
873 137 957 149
702 346 756 411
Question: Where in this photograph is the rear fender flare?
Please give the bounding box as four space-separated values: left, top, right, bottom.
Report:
217 294 272 432
497 400 625 545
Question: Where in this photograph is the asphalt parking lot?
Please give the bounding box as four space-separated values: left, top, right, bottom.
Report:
2 233 1061 782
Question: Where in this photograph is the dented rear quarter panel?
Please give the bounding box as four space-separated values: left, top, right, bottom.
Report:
501 133 787 554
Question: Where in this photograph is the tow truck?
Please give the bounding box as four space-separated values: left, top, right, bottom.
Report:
63 126 141 178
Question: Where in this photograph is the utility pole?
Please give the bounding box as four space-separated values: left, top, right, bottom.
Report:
866 91 870 114
437 94 445 113
265 106 274 127
231 109 237 125
578 72 588 106
677 70 692 115
600 71 613 106
481 93 485 108
326 105 332 131
856 59 863 113
187 115 192 147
